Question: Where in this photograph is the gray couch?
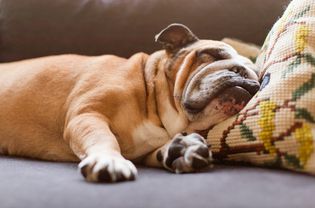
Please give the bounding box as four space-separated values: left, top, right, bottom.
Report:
2 0 314 208
1 156 315 208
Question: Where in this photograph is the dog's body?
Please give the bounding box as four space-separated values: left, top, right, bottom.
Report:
0 24 260 182
0 53 156 161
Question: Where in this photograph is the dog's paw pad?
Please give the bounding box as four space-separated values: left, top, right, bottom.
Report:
79 155 137 183
161 133 212 173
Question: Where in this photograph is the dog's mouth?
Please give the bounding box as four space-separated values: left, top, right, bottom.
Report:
182 69 260 115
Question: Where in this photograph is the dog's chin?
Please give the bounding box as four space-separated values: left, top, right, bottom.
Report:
183 85 255 131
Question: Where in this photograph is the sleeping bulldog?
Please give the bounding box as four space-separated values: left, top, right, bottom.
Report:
0 24 259 182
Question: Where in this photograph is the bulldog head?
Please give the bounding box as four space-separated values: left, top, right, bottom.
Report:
155 23 260 132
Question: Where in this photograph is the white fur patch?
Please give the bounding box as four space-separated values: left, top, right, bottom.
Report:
79 154 137 182
129 121 170 158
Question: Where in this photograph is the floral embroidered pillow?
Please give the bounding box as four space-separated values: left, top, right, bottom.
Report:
207 0 315 174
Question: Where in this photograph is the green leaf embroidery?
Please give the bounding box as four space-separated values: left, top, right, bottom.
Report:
240 124 256 141
304 53 315 66
282 53 315 78
295 108 315 123
284 154 302 169
282 55 302 78
263 155 282 168
292 73 315 101
292 5 311 20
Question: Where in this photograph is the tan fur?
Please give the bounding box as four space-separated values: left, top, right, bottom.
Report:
0 32 259 182
0 40 258 159
0 53 155 161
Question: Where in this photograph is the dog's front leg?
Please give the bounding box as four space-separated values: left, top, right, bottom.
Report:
64 112 137 183
144 133 213 173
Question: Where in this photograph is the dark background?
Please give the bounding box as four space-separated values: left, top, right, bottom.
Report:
0 0 290 62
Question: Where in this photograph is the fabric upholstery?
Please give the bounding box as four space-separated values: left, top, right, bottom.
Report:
207 0 315 175
0 0 289 62
1 156 315 208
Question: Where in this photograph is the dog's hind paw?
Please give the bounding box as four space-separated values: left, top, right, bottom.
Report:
79 154 137 183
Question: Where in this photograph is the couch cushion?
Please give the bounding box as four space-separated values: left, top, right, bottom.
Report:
1 156 315 208
0 0 289 62
207 0 315 175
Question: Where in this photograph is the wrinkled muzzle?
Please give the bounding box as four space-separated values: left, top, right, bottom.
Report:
182 68 260 115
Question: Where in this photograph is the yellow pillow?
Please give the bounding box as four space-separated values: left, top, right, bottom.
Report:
207 0 315 174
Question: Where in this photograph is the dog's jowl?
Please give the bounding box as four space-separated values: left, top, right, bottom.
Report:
0 23 259 183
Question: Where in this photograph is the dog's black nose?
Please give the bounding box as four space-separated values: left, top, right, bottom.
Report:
243 80 260 95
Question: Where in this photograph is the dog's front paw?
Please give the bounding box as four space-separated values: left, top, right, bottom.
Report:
79 154 137 183
158 133 212 173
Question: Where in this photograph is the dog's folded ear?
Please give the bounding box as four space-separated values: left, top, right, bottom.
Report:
155 23 198 54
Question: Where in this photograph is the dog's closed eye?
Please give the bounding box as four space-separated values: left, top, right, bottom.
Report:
197 48 231 62
198 52 216 63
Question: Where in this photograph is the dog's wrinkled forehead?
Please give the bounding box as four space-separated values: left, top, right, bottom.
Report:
155 23 243 74
155 23 258 83
163 39 241 79
185 40 239 59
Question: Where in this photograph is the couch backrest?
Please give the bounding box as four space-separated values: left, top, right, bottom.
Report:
0 0 290 62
